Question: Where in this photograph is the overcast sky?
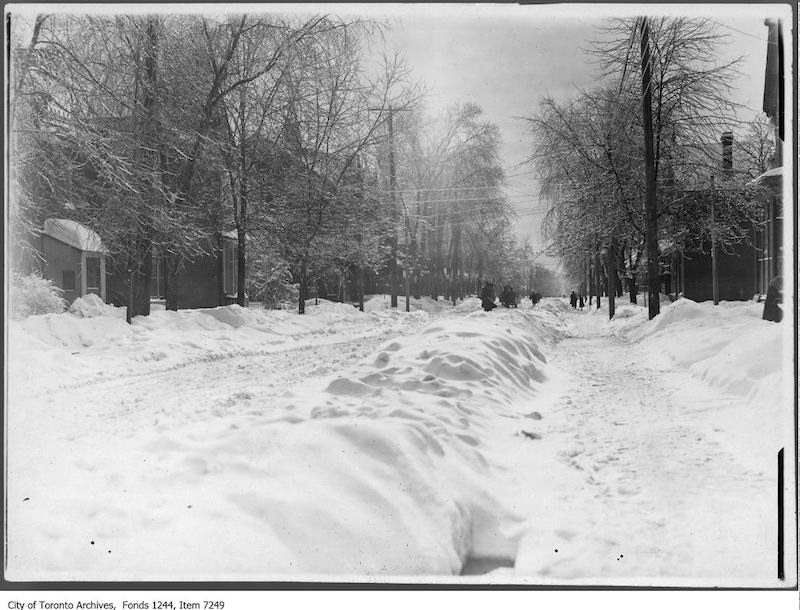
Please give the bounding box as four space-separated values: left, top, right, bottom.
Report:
355 3 790 263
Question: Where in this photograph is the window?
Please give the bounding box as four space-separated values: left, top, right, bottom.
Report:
223 239 238 296
86 257 101 293
151 254 165 299
62 270 76 291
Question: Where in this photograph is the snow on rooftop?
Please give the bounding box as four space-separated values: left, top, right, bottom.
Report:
43 218 105 253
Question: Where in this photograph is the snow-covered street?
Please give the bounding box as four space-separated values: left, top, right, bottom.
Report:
6 296 795 585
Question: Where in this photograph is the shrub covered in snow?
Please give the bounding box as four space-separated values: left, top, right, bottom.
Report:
9 272 66 319
247 258 298 309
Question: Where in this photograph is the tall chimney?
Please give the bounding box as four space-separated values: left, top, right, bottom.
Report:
721 132 733 176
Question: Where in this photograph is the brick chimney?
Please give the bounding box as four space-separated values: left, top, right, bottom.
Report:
721 132 733 176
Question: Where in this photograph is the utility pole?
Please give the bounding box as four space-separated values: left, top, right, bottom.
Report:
710 174 719 305
639 16 660 320
387 105 399 308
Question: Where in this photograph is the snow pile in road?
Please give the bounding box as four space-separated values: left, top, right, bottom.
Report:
6 306 566 580
6 300 432 394
454 296 484 313
537 298 572 315
196 308 561 577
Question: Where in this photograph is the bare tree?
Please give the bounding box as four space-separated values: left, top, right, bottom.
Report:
527 17 754 315
264 26 417 313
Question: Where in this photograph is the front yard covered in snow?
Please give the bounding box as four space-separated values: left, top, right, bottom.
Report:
5 295 795 585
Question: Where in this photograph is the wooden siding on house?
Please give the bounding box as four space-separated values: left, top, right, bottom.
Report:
682 241 757 302
41 234 83 304
106 234 238 310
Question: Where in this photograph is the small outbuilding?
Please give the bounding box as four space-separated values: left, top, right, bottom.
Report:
39 218 107 304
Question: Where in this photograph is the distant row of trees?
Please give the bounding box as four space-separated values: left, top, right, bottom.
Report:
10 11 537 319
526 17 773 316
382 102 545 305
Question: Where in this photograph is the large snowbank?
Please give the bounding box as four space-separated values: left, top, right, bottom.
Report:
7 300 432 394
607 298 782 399
7 304 565 580
596 297 790 475
6 294 791 583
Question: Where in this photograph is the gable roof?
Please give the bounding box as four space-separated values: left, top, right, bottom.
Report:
43 219 105 253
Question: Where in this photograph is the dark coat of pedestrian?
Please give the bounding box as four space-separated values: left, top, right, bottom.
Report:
569 291 578 309
501 285 517 308
481 283 498 312
762 275 783 322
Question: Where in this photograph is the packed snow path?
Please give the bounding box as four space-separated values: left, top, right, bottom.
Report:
512 313 778 583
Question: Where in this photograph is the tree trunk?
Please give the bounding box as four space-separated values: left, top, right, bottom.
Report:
607 244 616 320
358 266 364 312
594 250 602 309
126 269 135 324
163 251 177 311
640 17 661 319
298 262 307 315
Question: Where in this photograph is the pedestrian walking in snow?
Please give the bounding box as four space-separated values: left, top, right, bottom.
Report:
501 285 517 308
481 283 498 312
578 294 585 310
762 275 783 322
570 290 578 309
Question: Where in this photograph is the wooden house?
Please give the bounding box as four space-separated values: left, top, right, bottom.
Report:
149 231 240 309
105 231 240 310
36 219 107 304
667 130 768 303
748 17 785 294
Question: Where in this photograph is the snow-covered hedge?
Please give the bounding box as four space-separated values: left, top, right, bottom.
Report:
9 272 67 319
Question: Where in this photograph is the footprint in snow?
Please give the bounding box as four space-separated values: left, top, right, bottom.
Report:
520 430 542 440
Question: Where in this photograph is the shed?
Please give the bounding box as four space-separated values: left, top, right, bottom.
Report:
40 219 107 304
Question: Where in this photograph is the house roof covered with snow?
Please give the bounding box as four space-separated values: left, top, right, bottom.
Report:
43 219 105 253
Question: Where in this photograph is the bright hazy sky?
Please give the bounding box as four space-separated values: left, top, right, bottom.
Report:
10 3 792 268
355 3 790 263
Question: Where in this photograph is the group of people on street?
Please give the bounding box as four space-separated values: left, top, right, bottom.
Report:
482 278 783 319
480 283 542 312
569 290 585 310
